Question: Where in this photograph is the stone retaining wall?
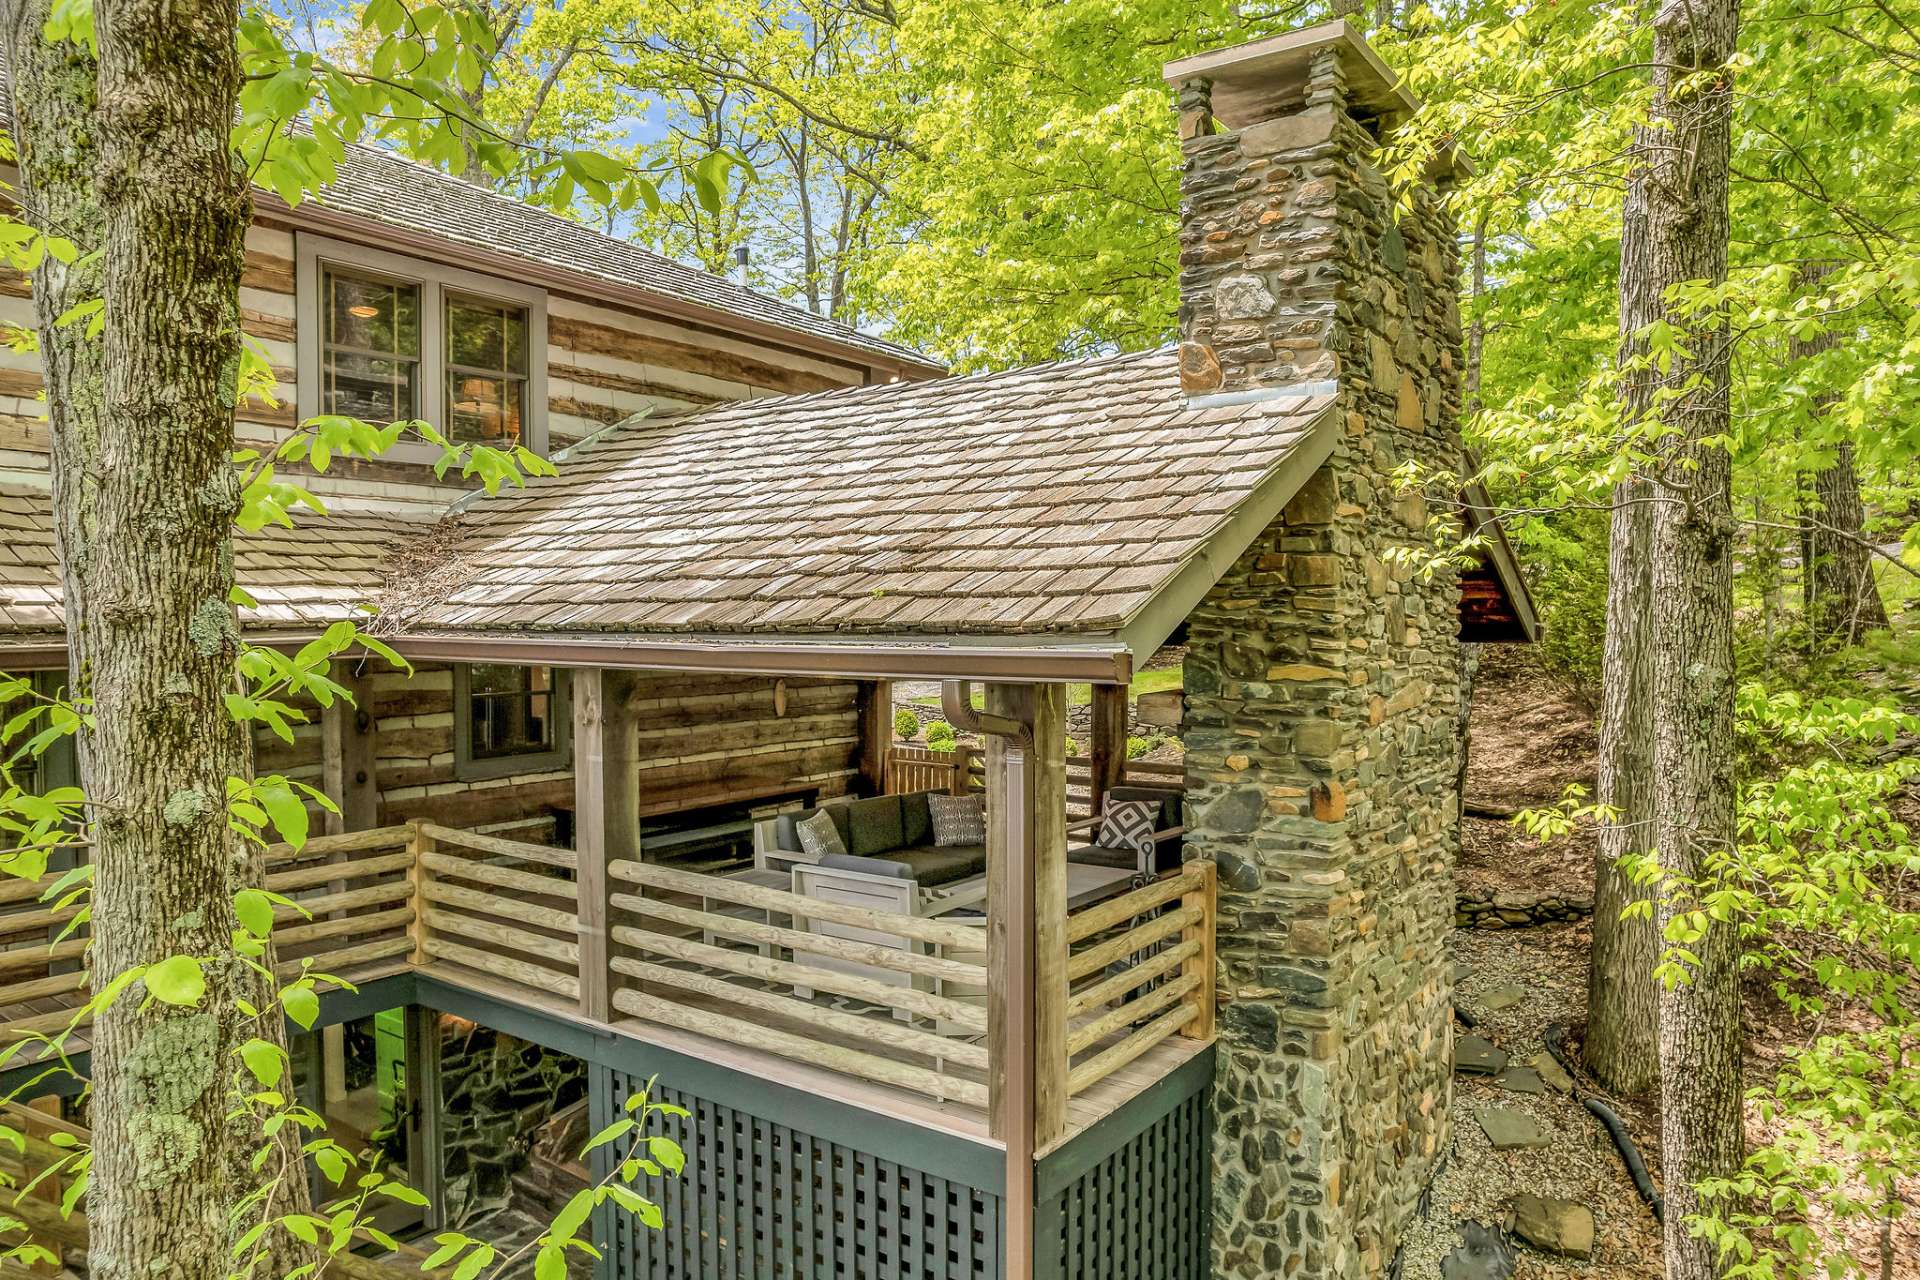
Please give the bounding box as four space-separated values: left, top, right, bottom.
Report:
1455 890 1594 929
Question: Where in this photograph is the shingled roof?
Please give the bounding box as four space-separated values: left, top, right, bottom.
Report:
391 347 1337 654
0 485 432 640
275 141 940 378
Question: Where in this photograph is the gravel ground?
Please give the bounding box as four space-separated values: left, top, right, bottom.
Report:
1400 924 1666 1280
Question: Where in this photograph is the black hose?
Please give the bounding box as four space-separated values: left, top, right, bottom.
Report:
1585 1096 1664 1224
1542 1022 1665 1224
1453 1001 1479 1029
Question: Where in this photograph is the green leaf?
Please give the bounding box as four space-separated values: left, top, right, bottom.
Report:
257 781 310 850
280 982 319 1030
234 887 275 939
145 954 205 1006
240 1037 285 1088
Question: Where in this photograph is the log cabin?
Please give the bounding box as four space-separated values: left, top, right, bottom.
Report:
0 21 1537 1280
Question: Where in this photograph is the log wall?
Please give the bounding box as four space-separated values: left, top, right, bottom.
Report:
341 665 867 838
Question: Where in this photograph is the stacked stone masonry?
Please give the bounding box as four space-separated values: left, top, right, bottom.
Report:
1176 45 1467 1280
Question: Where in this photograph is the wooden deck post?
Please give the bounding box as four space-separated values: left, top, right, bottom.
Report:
949 743 972 796
856 679 893 795
984 681 1067 1280
321 658 380 835
1180 859 1217 1040
573 668 641 1023
405 820 432 966
1088 682 1127 818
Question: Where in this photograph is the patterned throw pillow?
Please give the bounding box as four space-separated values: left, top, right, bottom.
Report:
1097 798 1160 860
795 810 847 858
927 793 986 847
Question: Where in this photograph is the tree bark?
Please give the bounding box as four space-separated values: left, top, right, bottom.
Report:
81 0 278 1274
3 0 105 733
1641 0 1747 1275
1794 261 1888 647
1585 111 1660 1099
1803 443 1886 644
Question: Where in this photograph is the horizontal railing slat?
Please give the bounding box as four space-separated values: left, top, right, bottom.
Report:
418 823 577 870
614 959 988 1070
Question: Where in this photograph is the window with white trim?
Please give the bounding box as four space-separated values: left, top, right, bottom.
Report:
295 233 549 459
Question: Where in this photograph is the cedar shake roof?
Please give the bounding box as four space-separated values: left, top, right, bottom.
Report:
0 484 430 639
394 347 1337 639
284 142 940 376
0 351 1339 662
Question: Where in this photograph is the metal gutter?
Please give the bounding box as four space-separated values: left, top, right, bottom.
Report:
388 632 1134 684
4 631 1134 681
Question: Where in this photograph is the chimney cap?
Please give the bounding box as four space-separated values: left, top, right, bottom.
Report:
1162 19 1417 128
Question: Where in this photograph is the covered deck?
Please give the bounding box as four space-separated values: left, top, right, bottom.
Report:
0 669 1214 1273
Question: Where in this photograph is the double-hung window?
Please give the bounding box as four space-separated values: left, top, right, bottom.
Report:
296 234 548 458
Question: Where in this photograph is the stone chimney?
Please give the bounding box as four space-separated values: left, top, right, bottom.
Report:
1166 23 1468 1280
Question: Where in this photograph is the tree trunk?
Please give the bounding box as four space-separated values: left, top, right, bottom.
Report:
1794 261 1888 647
1803 443 1888 645
1585 113 1660 1099
3 0 105 732
82 0 283 1274
1642 0 1746 1275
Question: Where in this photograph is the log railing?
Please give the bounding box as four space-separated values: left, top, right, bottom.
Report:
0 826 420 1049
409 823 581 1003
605 858 991 1106
1060 861 1215 1099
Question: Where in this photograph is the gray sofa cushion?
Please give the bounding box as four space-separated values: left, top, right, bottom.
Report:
894 843 984 887
819 852 913 880
847 795 905 856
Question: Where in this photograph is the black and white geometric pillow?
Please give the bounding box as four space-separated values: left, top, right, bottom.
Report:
795 810 848 858
1097 798 1160 860
927 793 986 847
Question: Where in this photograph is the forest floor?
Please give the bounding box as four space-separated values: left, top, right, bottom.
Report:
1407 644 1919 1280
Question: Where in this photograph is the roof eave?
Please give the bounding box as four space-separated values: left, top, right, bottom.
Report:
1112 398 1340 663
1461 476 1541 643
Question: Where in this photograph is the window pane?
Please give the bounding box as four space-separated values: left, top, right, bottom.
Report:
467 666 555 760
447 372 523 445
326 352 419 424
447 299 506 371
447 295 528 376
324 270 420 423
328 273 419 357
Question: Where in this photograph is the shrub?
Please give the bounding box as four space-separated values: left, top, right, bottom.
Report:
1125 735 1163 759
1064 736 1082 757
893 708 920 741
924 720 957 751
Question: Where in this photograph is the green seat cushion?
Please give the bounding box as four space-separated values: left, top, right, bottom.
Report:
891 843 985 887
847 795 905 857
